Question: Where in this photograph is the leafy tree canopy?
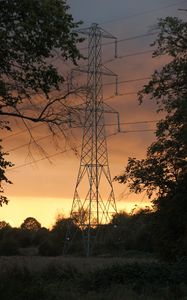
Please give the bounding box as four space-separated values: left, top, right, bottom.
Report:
0 220 11 229
0 0 84 205
20 217 41 231
0 0 82 126
0 142 13 206
116 17 187 201
115 17 187 260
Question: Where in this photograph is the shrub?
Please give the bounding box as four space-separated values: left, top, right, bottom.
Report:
0 238 19 255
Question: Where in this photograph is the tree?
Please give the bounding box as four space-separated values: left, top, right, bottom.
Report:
0 0 84 204
0 142 13 206
116 17 187 260
0 0 83 123
52 214 80 238
0 220 11 229
20 217 41 231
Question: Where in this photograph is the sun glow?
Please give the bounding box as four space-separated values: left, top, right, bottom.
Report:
0 196 71 229
0 195 151 229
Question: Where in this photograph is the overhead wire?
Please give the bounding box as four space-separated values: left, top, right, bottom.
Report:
6 126 155 171
1 26 156 145
5 119 157 154
1 7 166 148
95 0 187 25
107 120 158 127
1 123 45 140
118 76 151 85
6 133 54 152
103 91 138 102
102 32 157 47
3 1 183 193
77 0 187 50
78 31 157 52
104 76 151 87
2 71 156 142
7 146 79 172
2 71 154 142
119 129 155 134
104 49 154 64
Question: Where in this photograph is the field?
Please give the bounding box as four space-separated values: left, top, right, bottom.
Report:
0 255 187 300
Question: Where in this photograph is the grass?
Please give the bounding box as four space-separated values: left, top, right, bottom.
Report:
0 255 187 300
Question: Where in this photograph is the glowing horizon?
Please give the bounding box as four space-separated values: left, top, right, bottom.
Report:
0 195 151 229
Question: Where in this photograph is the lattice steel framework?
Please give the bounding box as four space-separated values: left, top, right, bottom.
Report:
65 24 118 256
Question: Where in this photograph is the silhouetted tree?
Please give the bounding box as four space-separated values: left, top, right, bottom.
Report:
0 143 13 206
0 220 11 229
20 217 41 231
51 215 82 255
0 0 82 123
0 0 84 204
116 17 187 260
111 211 130 226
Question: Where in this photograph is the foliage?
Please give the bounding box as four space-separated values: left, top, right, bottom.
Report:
115 17 187 260
0 0 84 205
0 142 13 206
38 237 62 256
0 212 154 256
0 220 11 229
0 0 82 122
116 16 187 198
0 237 19 255
110 211 130 226
151 175 187 260
20 217 41 231
51 215 83 255
95 209 154 255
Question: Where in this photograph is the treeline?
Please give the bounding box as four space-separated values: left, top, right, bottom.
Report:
0 205 186 261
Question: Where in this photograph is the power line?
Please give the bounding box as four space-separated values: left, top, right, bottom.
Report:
78 0 187 52
104 49 154 64
3 1 183 142
78 0 186 28
104 32 156 47
119 129 155 133
103 91 138 101
118 76 151 85
1 42 155 144
5 120 157 153
107 120 158 127
78 47 155 79
7 133 54 152
98 0 187 25
8 147 76 171
104 76 150 87
2 75 153 142
1 123 45 141
79 31 157 52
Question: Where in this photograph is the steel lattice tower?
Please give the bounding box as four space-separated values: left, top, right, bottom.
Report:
65 24 119 256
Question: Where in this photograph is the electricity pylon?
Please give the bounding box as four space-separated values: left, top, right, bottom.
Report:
65 23 119 257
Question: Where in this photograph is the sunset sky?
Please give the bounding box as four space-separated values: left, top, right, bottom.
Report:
1 0 187 228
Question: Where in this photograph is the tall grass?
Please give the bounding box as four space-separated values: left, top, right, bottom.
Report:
0 256 187 300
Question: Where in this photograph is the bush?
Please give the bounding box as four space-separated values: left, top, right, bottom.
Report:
0 238 19 255
38 238 62 256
